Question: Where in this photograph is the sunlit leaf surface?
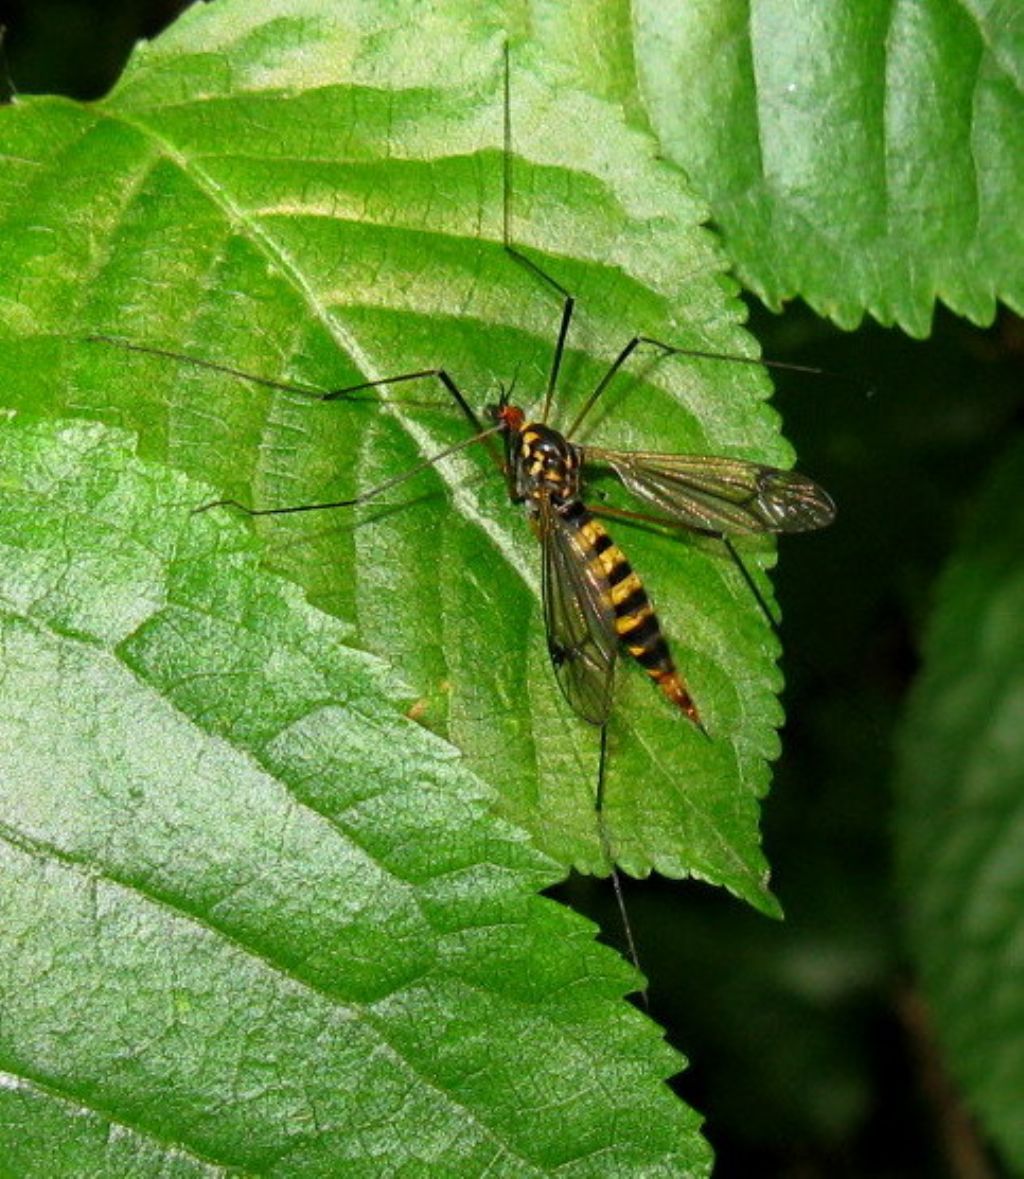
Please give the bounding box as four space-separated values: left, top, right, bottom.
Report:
0 415 709 1176
634 0 1024 334
0 0 814 908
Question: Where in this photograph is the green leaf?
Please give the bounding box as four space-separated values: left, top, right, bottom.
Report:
0 0 802 911
0 414 708 1176
633 0 1024 335
894 438 1024 1171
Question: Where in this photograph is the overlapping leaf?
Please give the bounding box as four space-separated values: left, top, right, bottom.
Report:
0 415 708 1175
895 439 1024 1172
633 0 1024 334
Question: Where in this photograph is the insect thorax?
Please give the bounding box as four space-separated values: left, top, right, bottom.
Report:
510 422 583 506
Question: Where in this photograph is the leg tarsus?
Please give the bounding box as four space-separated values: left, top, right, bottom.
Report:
595 723 648 1005
721 535 781 631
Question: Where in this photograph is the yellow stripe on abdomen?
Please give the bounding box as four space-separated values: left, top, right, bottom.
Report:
567 505 703 727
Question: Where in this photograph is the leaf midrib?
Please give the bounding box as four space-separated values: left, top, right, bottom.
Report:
97 100 550 602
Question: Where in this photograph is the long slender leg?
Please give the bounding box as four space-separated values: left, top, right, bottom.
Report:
501 42 574 424
87 335 370 401
319 368 505 475
502 45 852 436
644 341 865 393
86 336 454 411
594 723 647 1004
589 501 782 630
566 336 648 439
194 421 503 518
90 334 506 478
720 534 781 630
567 332 768 438
320 368 485 432
634 335 830 377
567 334 841 440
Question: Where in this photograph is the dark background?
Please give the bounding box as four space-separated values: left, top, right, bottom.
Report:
2 3 1020 1175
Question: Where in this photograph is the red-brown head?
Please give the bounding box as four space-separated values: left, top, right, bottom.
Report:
492 402 525 433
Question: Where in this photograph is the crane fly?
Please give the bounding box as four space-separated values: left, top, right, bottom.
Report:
86 42 837 981
489 398 834 736
176 43 835 742
185 369 833 735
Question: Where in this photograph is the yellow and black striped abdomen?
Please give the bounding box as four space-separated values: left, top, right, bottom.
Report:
562 500 701 725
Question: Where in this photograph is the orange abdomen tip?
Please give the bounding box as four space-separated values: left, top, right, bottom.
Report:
659 672 703 730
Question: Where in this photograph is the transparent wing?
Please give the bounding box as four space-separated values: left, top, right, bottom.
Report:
586 449 836 534
538 497 619 725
